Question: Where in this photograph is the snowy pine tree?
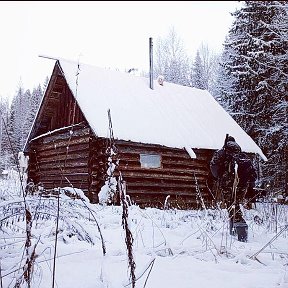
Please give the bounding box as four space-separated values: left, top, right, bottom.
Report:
191 44 221 95
6 83 44 162
24 85 43 134
213 40 237 110
191 50 205 89
220 1 288 195
0 96 10 170
7 85 27 153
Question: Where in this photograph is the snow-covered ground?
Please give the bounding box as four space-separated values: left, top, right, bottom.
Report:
0 171 287 288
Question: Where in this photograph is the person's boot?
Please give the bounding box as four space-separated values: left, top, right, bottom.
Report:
234 220 248 242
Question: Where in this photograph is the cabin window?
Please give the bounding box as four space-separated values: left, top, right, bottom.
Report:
140 154 161 168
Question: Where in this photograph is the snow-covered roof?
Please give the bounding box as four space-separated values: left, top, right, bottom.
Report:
55 58 266 160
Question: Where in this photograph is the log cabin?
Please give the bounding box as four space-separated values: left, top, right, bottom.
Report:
23 57 266 208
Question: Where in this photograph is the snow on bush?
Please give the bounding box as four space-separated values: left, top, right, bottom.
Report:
0 173 287 287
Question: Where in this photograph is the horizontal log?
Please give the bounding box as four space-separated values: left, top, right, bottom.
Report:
34 152 89 164
162 162 209 170
120 171 207 182
36 159 88 170
31 166 88 175
34 171 88 181
41 180 88 187
118 159 208 171
38 173 88 181
118 166 208 176
162 155 208 165
40 180 88 190
34 143 90 158
41 180 88 189
31 135 90 152
117 160 140 168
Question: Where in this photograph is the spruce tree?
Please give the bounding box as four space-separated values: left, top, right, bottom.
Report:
25 85 43 130
7 84 43 155
0 97 10 170
7 86 26 153
191 44 221 94
214 39 237 110
191 50 206 89
221 1 288 195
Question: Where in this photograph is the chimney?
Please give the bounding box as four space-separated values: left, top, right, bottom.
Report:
149 37 153 90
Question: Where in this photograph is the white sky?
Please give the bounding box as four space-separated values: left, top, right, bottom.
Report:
0 1 243 100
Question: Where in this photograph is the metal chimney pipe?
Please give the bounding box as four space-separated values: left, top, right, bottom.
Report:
149 37 153 90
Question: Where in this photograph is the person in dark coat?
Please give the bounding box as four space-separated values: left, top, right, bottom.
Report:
210 135 257 242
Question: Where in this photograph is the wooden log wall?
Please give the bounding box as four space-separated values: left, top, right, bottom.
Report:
88 137 109 203
89 138 215 209
28 124 90 195
28 130 215 208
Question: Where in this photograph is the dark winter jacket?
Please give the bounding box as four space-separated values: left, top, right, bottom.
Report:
210 145 257 189
210 148 236 189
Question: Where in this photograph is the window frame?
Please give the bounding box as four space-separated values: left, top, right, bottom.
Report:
140 153 162 169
